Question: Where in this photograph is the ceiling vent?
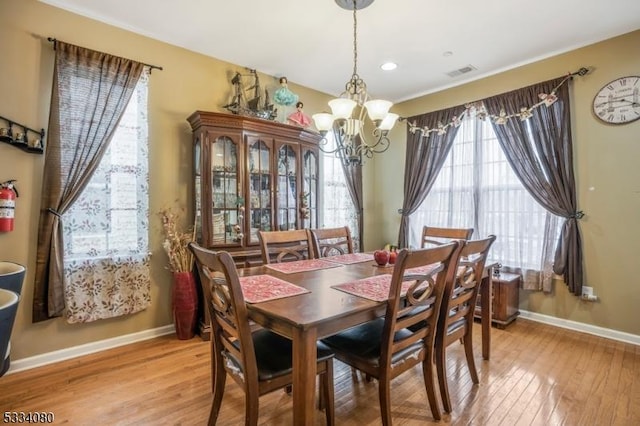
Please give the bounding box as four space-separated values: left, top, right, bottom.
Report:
446 64 477 78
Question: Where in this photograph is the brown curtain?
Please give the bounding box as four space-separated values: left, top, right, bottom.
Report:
397 106 465 248
33 41 144 322
483 77 583 296
337 135 364 250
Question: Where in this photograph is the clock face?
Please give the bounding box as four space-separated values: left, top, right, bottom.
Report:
592 76 640 124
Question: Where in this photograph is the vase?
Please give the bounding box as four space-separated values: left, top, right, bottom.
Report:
172 271 198 340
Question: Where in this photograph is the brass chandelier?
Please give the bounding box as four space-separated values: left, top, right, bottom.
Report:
312 0 398 166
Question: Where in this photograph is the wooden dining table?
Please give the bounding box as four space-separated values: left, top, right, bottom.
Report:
237 257 494 425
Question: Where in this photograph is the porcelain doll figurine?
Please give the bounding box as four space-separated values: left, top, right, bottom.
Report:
287 101 311 127
273 77 298 107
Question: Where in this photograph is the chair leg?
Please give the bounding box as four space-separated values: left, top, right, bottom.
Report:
209 367 226 425
422 355 442 421
463 331 479 384
322 360 335 426
436 342 452 413
378 375 393 426
245 392 259 426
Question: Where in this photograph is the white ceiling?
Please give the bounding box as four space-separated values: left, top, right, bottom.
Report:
40 0 640 103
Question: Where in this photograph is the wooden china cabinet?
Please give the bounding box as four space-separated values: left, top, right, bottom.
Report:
187 111 321 338
187 111 321 265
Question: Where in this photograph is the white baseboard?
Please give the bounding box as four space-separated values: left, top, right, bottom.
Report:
519 310 640 346
6 324 175 375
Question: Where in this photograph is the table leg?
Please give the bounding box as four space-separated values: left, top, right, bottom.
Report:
292 327 318 425
480 271 492 360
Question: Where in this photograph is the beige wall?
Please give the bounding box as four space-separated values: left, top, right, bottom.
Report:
0 0 334 360
377 30 640 336
1 0 637 362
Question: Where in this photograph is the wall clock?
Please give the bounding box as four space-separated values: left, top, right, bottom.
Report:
592 76 640 124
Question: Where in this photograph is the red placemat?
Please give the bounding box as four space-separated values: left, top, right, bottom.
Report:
404 263 439 276
264 259 341 274
324 252 374 265
239 275 310 303
332 267 437 302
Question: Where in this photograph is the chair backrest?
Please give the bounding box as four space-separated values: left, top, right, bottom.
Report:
188 242 259 388
438 235 496 341
309 226 354 258
380 241 464 372
258 229 314 264
421 226 474 248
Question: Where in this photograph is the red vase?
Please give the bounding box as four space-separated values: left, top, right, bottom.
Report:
172 271 198 340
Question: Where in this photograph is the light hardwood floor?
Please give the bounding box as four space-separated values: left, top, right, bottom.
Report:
2 319 639 425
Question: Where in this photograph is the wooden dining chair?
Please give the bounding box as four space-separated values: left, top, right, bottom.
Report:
322 242 464 424
188 242 335 426
435 235 496 413
421 226 474 248
309 226 354 258
258 229 314 264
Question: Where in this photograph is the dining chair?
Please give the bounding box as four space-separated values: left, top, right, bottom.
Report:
188 242 335 426
421 226 474 248
435 235 496 413
309 226 354 258
258 229 314 264
322 242 464 424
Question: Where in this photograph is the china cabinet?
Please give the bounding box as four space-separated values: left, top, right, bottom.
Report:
187 111 320 266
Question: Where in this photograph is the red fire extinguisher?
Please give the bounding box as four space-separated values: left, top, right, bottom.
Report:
0 180 18 232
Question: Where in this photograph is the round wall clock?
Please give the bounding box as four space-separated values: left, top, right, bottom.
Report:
592 76 640 124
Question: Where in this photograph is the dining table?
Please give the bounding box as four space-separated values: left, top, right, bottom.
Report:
236 255 494 425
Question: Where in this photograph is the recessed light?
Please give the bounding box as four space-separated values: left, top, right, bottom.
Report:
380 62 397 71
443 51 453 57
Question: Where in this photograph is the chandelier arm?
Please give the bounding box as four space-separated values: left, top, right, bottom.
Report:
368 129 391 153
318 134 343 154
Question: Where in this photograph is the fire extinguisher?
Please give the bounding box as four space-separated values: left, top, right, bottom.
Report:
0 180 18 232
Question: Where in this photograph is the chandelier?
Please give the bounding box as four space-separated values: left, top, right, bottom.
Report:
312 0 399 166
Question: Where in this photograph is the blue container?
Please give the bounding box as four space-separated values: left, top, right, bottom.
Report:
0 262 25 296
0 289 19 376
0 262 25 376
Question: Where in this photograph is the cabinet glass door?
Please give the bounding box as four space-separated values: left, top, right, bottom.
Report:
248 139 272 244
194 137 202 243
211 136 241 246
276 144 298 231
302 148 318 229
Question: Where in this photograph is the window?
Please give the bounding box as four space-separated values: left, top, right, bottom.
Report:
62 72 150 323
410 112 560 275
321 131 360 250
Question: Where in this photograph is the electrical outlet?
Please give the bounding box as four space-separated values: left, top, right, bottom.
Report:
581 286 598 301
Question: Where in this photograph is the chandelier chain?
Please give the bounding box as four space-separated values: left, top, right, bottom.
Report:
352 0 358 77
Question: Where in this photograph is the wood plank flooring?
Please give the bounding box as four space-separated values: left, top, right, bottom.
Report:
1 318 639 425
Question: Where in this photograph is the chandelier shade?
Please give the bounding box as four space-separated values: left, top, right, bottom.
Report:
312 0 397 166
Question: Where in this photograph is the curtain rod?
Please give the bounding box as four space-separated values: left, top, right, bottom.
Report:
47 37 163 72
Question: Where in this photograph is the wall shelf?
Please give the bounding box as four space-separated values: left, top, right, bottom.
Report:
0 115 45 154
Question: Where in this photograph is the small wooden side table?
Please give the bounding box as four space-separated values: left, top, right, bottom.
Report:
475 271 521 328
491 272 520 328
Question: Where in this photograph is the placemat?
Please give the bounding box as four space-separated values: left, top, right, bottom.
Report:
323 252 374 265
239 275 310 303
404 263 439 276
264 259 341 274
332 270 435 302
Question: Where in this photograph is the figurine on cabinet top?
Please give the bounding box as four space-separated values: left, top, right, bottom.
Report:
273 77 298 107
287 101 312 128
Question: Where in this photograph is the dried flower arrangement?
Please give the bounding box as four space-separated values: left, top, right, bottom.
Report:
159 208 196 273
